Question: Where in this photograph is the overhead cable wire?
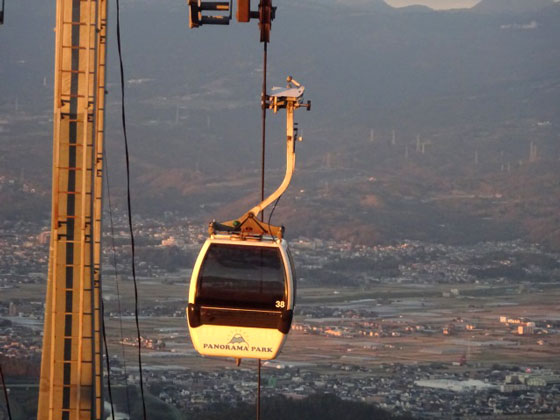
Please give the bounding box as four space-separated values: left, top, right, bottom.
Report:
115 0 147 418
267 195 281 232
105 154 132 417
260 41 268 214
257 359 261 420
101 301 116 420
0 364 12 420
257 37 269 420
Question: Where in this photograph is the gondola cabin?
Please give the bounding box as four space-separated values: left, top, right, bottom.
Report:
187 234 296 360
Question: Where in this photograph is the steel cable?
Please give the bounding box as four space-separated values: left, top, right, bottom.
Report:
101 301 116 420
0 364 12 420
115 0 147 417
257 36 269 420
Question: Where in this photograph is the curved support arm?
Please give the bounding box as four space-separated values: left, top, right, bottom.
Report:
246 103 296 219
211 78 309 239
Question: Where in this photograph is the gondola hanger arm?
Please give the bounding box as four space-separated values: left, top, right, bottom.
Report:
210 77 310 239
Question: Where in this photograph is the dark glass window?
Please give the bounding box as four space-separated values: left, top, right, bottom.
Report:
196 243 286 310
287 246 297 305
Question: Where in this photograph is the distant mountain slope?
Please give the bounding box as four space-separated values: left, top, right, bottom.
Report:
318 0 395 12
1 0 559 249
472 0 557 14
396 5 433 12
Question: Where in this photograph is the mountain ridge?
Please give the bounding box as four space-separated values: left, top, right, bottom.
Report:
472 0 557 14
1 0 558 249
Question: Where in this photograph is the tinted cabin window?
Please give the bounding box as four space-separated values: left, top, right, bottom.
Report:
287 247 297 305
197 244 286 310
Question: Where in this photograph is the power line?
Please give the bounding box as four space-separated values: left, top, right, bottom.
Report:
115 0 147 418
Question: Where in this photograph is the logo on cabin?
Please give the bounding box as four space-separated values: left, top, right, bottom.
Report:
202 333 273 353
228 333 248 346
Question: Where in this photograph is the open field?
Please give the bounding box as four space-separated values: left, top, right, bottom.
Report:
2 273 558 374
91 278 560 374
3 264 559 418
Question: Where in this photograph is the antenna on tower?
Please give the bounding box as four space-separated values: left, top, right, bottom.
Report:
391 129 396 146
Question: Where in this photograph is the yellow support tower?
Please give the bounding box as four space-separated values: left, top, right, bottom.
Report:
38 0 108 418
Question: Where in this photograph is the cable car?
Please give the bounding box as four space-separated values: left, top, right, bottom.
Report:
186 76 309 361
187 234 295 360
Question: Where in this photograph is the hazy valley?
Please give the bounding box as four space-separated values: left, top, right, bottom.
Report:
1 1 560 418
1 0 560 250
